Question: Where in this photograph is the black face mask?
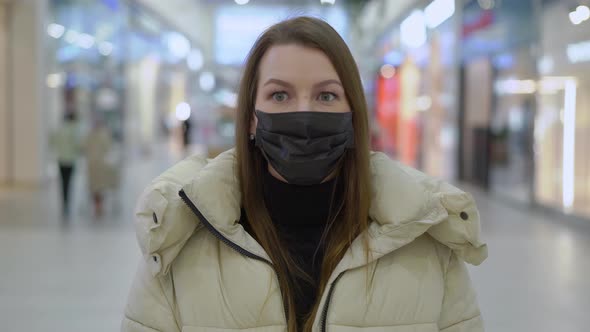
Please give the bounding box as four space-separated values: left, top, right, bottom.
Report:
254 110 355 186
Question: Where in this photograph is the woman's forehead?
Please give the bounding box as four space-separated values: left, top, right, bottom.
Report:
258 44 340 83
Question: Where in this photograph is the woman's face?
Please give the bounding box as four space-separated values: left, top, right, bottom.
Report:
252 44 350 123
251 44 352 182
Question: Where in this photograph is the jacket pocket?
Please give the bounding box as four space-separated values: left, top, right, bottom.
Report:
182 325 286 332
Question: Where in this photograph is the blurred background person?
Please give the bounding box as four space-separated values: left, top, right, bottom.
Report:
50 111 81 218
181 118 192 152
84 114 115 218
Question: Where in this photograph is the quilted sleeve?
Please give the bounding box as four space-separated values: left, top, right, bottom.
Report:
438 252 485 332
121 259 180 332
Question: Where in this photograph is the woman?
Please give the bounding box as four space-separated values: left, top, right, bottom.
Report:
123 17 487 332
50 112 81 218
84 115 115 217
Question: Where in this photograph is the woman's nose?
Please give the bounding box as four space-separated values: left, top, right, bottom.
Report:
295 95 312 112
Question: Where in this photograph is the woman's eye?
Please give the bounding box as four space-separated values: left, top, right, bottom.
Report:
319 92 337 102
272 92 288 102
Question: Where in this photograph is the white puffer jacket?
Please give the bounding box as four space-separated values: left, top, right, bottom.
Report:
122 149 488 332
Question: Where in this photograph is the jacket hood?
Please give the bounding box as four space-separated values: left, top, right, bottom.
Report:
134 149 487 277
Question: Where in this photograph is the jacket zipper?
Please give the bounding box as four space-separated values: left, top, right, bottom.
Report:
178 189 289 323
320 271 346 332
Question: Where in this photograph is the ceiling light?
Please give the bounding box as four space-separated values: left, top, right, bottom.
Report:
425 0 455 29
576 5 590 21
478 0 495 10
187 49 204 71
380 64 396 78
77 33 95 49
567 40 590 63
64 30 80 44
47 23 65 39
98 42 114 56
401 10 426 49
569 6 590 25
175 102 191 121
165 32 191 59
199 72 216 92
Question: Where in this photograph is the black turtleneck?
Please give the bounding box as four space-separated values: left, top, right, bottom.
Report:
240 170 341 327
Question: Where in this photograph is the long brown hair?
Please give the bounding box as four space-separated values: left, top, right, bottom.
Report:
235 16 372 332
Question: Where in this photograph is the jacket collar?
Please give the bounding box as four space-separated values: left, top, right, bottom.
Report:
325 152 487 287
181 149 487 268
136 148 487 277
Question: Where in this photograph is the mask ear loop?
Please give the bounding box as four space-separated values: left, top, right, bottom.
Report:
250 129 268 166
249 110 260 144
324 149 347 182
254 136 272 166
326 130 354 178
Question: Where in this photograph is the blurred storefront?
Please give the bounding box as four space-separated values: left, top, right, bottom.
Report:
356 0 590 220
44 0 215 158
535 0 590 218
458 0 538 203
2 0 588 220
44 0 357 158
0 0 219 186
358 0 460 180
458 0 590 219
0 0 357 187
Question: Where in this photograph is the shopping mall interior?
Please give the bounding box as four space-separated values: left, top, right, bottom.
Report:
1 0 589 331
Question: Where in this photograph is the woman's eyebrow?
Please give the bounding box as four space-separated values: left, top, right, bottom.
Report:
313 79 343 89
262 78 343 89
263 78 294 89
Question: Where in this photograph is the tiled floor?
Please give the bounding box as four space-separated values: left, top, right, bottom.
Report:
1 152 589 332
468 189 590 332
0 145 179 332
